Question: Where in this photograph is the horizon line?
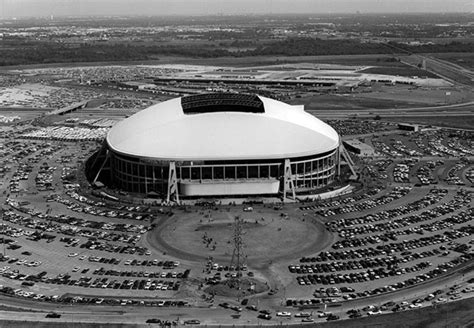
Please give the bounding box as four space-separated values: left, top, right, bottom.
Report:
1 11 472 20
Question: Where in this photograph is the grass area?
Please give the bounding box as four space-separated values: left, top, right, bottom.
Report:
316 298 474 328
0 54 409 71
293 94 429 111
400 54 474 86
431 52 474 70
0 52 469 72
382 116 474 130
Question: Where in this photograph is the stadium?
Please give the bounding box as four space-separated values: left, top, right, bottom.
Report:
89 93 342 202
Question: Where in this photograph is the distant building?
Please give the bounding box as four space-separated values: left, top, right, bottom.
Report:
398 123 420 132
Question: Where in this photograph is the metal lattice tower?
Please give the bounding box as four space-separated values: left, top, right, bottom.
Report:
230 216 246 296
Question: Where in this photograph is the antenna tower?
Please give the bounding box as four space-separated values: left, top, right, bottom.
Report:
230 216 246 298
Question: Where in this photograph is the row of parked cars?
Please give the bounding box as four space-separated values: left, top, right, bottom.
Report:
92 267 189 279
50 192 153 221
314 186 412 217
21 126 108 142
0 281 190 306
296 260 433 286
331 192 471 249
326 188 449 232
300 188 381 210
2 205 149 258
7 197 147 236
294 251 439 274
1 263 184 291
290 255 471 304
314 225 470 264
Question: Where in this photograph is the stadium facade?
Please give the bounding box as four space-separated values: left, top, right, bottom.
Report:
90 93 342 202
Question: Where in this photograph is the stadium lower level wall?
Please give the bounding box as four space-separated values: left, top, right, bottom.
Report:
108 148 338 197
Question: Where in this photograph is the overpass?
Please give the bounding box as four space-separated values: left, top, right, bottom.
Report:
47 101 88 116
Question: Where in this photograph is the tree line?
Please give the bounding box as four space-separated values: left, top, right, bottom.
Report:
0 38 472 66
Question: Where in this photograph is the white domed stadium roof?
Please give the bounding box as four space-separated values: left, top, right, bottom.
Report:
107 94 340 161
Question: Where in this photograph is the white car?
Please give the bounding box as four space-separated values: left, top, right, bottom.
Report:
367 310 382 315
276 311 291 317
68 253 78 257
318 312 331 318
294 312 311 318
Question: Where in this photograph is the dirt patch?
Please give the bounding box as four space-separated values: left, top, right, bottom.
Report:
204 278 268 298
148 208 333 265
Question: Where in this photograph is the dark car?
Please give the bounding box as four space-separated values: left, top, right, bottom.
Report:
258 314 272 320
327 314 340 321
184 320 201 325
46 313 61 318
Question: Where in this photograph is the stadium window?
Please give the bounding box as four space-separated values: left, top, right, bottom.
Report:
145 165 153 178
132 164 139 176
181 167 190 180
270 165 279 178
202 167 212 180
191 167 200 180
153 166 161 179
260 165 269 178
147 183 154 193
248 166 258 179
237 166 246 179
297 163 304 174
214 166 223 179
119 160 124 175
225 166 235 179
124 162 129 175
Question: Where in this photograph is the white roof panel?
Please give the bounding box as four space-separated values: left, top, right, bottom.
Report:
107 95 339 161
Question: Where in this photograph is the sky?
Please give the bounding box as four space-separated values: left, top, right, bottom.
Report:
1 0 473 18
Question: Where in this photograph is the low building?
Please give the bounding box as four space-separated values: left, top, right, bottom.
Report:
398 123 420 132
343 139 375 157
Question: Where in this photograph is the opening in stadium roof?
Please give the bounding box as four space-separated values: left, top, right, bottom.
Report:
181 93 264 114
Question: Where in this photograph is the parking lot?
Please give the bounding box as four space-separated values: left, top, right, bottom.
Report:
0 116 472 325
